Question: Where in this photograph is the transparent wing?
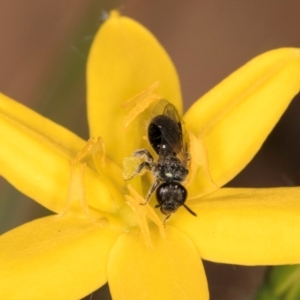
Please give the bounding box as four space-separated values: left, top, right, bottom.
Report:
151 100 188 165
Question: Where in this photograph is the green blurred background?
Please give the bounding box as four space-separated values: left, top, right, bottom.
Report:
0 1 300 299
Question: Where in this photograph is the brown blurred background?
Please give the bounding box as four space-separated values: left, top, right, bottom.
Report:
0 1 299 299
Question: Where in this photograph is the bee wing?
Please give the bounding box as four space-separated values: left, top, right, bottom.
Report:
152 100 188 164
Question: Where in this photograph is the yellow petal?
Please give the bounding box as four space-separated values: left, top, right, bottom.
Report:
0 215 120 299
87 11 182 165
0 92 83 154
108 226 208 300
185 48 300 195
0 93 121 213
171 187 300 265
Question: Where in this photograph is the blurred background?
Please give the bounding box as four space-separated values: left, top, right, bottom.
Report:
0 0 300 299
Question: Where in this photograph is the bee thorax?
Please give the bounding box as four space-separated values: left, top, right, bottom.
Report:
154 156 188 182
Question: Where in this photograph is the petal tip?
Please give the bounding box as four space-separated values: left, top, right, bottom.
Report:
109 10 120 19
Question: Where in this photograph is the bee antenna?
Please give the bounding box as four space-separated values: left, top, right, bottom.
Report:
183 204 197 217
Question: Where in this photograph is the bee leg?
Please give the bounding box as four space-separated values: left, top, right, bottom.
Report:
132 149 154 165
124 149 155 180
163 214 171 226
126 161 152 181
141 179 160 205
154 203 171 226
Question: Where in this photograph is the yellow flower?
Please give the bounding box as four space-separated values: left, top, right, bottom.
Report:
1 10 300 300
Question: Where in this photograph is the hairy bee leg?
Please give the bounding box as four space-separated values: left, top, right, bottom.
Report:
141 179 160 205
132 149 154 164
123 149 155 180
126 161 152 181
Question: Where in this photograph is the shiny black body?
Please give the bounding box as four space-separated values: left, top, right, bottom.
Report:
128 100 196 222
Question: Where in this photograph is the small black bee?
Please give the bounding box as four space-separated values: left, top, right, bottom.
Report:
127 100 197 222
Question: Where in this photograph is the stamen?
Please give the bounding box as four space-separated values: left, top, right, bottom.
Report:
58 139 120 227
125 184 165 245
121 81 159 108
57 162 91 218
121 82 163 130
125 193 151 246
186 131 217 189
73 137 106 168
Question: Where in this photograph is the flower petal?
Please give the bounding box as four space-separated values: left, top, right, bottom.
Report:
108 226 208 300
184 48 300 195
87 11 182 165
0 92 83 155
0 215 120 299
0 93 121 213
172 187 300 265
